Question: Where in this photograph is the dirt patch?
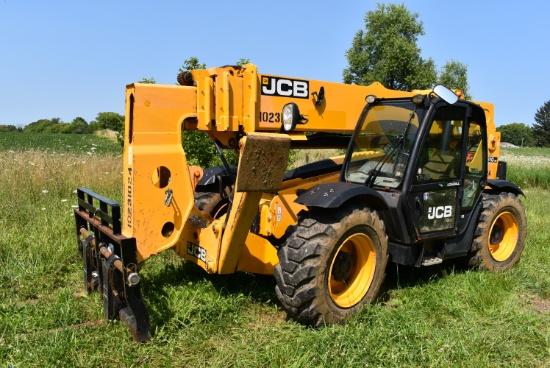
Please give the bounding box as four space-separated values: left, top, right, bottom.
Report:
12 294 45 309
47 319 105 334
245 305 286 329
521 293 550 314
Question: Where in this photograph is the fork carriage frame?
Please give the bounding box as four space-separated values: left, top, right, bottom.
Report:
74 188 150 342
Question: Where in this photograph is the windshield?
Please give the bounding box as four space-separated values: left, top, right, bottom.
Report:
344 100 422 188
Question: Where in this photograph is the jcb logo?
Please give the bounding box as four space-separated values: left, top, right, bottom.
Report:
428 205 453 220
187 242 207 262
261 76 309 99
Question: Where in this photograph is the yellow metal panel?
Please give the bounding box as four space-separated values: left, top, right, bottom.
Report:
242 64 259 133
237 233 279 275
257 80 415 133
479 102 500 179
122 84 197 261
258 201 272 237
217 191 263 274
213 71 244 132
180 217 224 273
196 74 214 131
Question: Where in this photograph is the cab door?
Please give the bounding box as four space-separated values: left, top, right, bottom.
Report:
409 104 468 239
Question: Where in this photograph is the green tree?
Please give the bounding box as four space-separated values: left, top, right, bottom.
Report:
68 117 90 134
92 112 124 132
236 58 251 67
343 3 436 90
0 124 20 132
438 60 470 99
183 129 218 167
497 123 534 146
91 112 124 144
23 118 64 133
533 100 550 146
88 120 102 132
22 119 47 132
138 77 156 84
179 56 206 74
179 57 217 166
21 117 91 134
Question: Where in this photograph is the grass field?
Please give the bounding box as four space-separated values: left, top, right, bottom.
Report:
0 136 549 367
0 132 121 154
501 148 550 189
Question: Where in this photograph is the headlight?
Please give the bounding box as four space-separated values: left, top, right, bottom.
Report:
282 103 301 132
366 95 377 104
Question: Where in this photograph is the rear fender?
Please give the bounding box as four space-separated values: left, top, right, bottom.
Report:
295 182 388 210
485 179 524 196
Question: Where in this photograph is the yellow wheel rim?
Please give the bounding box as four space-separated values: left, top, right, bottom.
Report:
328 232 377 308
488 211 519 262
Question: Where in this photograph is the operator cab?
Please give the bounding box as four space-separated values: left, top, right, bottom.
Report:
342 86 488 265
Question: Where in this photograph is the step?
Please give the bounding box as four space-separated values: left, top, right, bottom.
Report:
421 257 443 267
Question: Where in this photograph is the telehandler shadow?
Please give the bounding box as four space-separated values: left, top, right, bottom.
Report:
141 261 278 329
141 257 470 330
378 260 471 302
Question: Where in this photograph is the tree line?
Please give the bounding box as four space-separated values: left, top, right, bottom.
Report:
497 102 550 147
1 4 549 151
0 112 124 135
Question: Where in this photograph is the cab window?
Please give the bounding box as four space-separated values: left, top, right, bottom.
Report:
462 119 485 208
416 106 466 183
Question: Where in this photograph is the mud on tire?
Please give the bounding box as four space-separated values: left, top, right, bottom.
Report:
274 205 388 326
468 192 527 271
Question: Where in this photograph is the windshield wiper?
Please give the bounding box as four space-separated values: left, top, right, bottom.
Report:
364 136 403 187
364 109 416 187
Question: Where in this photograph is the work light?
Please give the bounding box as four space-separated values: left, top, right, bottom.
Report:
282 103 301 132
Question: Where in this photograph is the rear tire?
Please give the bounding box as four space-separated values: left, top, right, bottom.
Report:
274 205 388 326
468 192 527 271
194 191 230 219
194 192 222 217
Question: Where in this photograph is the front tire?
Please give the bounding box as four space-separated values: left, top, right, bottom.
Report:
274 205 388 326
468 192 527 271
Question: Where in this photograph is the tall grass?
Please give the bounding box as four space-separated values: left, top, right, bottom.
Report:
502 148 550 189
0 132 121 154
0 147 548 367
0 151 121 302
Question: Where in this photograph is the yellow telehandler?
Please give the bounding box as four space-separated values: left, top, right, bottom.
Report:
75 64 526 341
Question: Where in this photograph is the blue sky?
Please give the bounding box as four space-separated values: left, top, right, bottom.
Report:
1 0 548 126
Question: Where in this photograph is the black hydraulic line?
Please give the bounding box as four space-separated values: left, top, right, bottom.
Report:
214 140 233 177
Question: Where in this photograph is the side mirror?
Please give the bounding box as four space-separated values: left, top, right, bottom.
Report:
433 85 458 105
